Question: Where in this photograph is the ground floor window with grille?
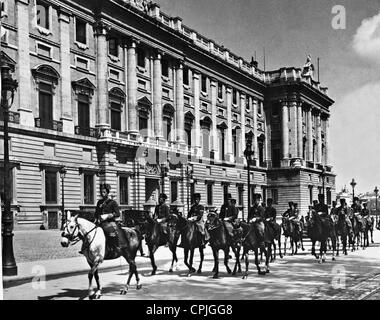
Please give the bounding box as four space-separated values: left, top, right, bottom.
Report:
207 183 213 205
83 173 94 204
171 180 178 203
45 169 57 204
119 176 129 205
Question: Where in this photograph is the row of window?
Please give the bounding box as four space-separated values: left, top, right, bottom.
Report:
44 169 130 205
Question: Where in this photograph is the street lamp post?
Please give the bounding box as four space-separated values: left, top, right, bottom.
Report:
1 63 18 276
320 167 326 199
59 167 67 230
244 140 255 222
185 164 194 213
374 186 379 226
350 178 356 204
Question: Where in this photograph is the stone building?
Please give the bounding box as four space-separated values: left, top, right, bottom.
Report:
0 0 335 229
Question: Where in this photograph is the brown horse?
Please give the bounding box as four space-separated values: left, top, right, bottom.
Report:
206 211 242 278
334 211 350 256
168 213 205 275
144 215 180 275
306 211 337 263
241 218 270 279
282 217 304 256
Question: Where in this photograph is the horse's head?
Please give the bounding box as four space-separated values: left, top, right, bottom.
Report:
206 209 218 226
167 213 179 228
60 215 80 247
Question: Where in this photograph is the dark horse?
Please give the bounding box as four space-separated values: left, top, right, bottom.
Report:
241 218 270 279
334 211 350 256
307 211 337 263
206 211 242 279
362 216 374 248
282 217 304 256
143 215 180 275
168 213 205 275
349 209 362 252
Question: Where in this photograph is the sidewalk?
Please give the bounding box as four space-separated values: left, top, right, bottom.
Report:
3 245 191 288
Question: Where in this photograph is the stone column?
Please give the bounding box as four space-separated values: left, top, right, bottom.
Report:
58 8 73 133
94 21 109 128
324 114 330 165
240 93 246 160
317 112 322 164
193 70 201 152
153 50 163 139
16 0 34 126
282 101 289 162
307 107 313 162
175 59 185 144
226 86 233 162
289 101 298 159
252 98 258 162
126 37 138 133
297 102 303 159
210 78 218 159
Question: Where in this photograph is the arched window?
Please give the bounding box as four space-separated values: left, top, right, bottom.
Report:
109 87 126 131
163 104 175 141
32 64 60 131
200 117 212 158
184 112 194 147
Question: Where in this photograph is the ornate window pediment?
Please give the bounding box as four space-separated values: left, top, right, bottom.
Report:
138 96 152 114
72 77 96 96
217 121 228 130
32 64 60 86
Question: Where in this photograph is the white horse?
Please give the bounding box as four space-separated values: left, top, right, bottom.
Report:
61 214 142 299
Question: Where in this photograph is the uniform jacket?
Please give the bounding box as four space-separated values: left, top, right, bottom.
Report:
188 204 205 221
314 203 329 216
248 204 265 221
351 203 362 214
264 207 277 221
153 203 170 220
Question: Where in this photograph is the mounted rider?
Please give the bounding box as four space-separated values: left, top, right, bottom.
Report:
351 197 363 225
220 196 239 241
282 201 301 233
85 183 125 257
153 193 170 234
264 198 279 237
220 193 232 221
248 193 265 222
187 193 210 246
330 201 338 217
336 198 352 234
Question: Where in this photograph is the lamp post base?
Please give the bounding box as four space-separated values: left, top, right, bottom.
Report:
2 234 18 276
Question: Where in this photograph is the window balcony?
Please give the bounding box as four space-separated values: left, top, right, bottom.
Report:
35 118 63 132
75 126 99 138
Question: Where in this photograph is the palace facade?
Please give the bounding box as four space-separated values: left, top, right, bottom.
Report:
0 0 335 229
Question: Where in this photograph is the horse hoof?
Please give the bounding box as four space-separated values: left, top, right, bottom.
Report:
187 273 192 277
197 269 202 274
242 274 248 280
232 271 236 276
280 255 283 259
136 284 142 290
266 269 270 274
95 293 101 299
120 289 127 295
259 271 266 276
213 274 219 279
227 269 232 274
169 269 173 273
191 268 196 273
332 257 336 261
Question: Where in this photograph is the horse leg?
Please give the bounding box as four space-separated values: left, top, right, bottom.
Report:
301 235 305 251
87 267 95 299
189 249 196 273
290 238 294 256
332 238 336 261
255 249 265 275
231 246 239 275
265 245 271 273
224 248 232 274
197 246 204 274
149 245 157 276
278 236 283 259
242 249 249 279
93 270 102 299
169 245 177 273
212 247 219 279
184 249 191 272
371 229 374 244
271 242 276 262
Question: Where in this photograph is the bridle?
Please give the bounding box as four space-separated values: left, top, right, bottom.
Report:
62 219 98 249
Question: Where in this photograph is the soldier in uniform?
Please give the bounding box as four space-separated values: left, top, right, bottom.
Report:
337 198 352 234
248 194 265 222
330 201 338 217
188 193 210 245
314 193 329 218
87 183 123 255
222 198 239 239
264 198 279 236
361 202 370 218
219 194 232 220
351 196 362 226
153 193 170 234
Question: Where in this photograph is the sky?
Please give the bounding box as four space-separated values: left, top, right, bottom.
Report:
156 0 380 194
